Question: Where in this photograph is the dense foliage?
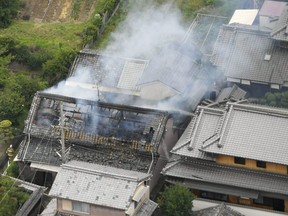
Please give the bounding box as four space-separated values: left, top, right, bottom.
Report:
0 176 29 216
0 39 47 125
6 161 19 178
0 0 20 28
157 184 195 216
0 120 13 146
82 0 119 45
264 91 288 108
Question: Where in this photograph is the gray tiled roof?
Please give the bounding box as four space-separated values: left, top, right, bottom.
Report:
171 102 288 166
211 25 288 85
171 107 223 160
202 103 288 165
49 161 150 210
192 202 245 216
69 50 148 90
162 159 288 196
215 85 247 103
135 199 158 216
271 7 288 42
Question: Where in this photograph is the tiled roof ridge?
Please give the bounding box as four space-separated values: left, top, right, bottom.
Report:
217 104 233 147
271 24 287 37
79 49 149 63
62 163 150 182
161 160 181 173
188 109 204 150
171 114 198 152
223 24 270 36
228 102 288 117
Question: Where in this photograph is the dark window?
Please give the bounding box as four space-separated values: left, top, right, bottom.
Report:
256 160 266 168
72 201 89 213
234 157 245 165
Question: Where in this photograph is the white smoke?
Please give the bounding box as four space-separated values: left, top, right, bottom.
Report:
104 1 187 59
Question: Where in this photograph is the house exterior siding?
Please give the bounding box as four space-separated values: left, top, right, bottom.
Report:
216 155 287 175
57 198 125 216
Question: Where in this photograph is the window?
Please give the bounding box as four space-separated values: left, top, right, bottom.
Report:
72 201 90 213
256 160 266 168
234 157 245 165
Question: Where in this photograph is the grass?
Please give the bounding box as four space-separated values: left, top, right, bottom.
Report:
0 20 87 51
72 0 83 20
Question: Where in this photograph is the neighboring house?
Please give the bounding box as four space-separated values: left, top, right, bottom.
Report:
192 202 244 216
259 1 287 29
163 101 288 212
46 160 157 216
16 91 172 191
211 7 288 91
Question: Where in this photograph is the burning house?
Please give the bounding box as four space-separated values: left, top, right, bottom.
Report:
17 91 171 190
63 46 214 111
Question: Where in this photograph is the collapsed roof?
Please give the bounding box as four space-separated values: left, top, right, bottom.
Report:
18 92 168 173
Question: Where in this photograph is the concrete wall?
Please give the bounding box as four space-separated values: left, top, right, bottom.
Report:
216 155 287 175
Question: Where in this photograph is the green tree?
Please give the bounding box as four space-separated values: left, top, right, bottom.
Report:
0 0 20 28
0 89 25 123
0 176 29 216
42 48 76 85
0 120 13 146
157 184 195 216
264 91 288 108
6 161 19 178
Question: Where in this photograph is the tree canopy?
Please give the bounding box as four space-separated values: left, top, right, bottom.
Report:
0 175 29 216
264 91 288 108
157 184 195 216
0 0 20 28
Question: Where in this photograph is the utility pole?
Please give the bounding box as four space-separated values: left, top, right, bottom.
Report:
60 103 66 163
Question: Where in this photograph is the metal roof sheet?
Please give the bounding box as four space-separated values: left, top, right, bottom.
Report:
49 161 150 210
229 9 258 25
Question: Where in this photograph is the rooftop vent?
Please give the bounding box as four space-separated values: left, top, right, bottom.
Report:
264 54 271 61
